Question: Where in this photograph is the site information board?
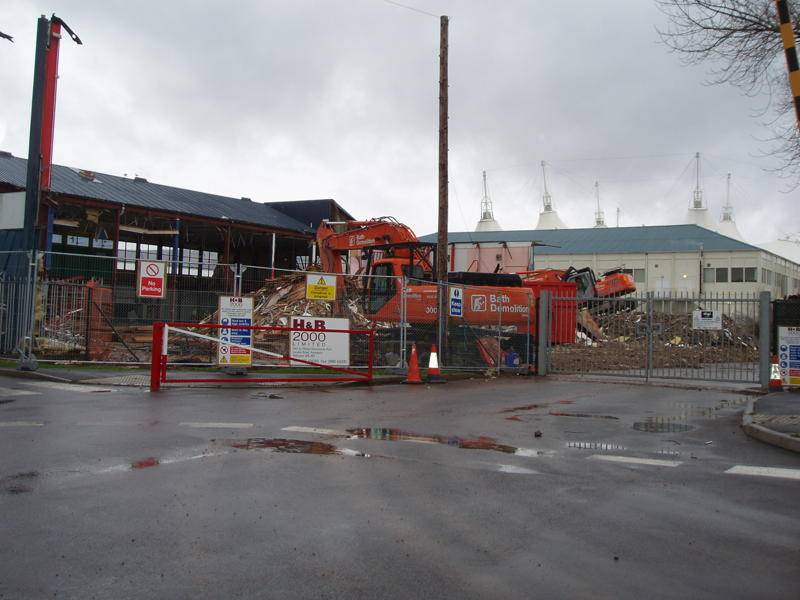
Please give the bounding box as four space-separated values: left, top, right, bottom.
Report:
305 274 337 301
289 316 349 366
218 296 253 366
692 309 722 330
778 326 800 387
137 260 167 299
449 286 463 317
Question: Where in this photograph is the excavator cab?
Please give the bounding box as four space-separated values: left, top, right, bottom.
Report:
562 267 598 299
367 263 396 313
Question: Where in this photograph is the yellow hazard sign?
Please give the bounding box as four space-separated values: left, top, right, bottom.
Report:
305 273 337 301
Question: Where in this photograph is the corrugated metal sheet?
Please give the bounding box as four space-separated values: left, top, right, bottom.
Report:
419 225 761 254
0 154 312 233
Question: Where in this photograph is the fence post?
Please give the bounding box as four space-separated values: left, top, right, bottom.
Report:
526 293 532 371
537 290 550 376
17 250 39 371
646 291 654 381
150 321 165 392
400 278 407 368
759 290 771 389
84 284 93 361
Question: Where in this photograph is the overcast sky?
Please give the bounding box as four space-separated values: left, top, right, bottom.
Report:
1 0 797 242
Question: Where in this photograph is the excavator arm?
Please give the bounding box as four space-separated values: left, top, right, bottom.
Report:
316 217 419 273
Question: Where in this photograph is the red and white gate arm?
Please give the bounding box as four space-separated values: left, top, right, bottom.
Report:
149 322 375 392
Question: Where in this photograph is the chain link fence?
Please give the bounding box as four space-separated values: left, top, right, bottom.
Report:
0 250 771 385
545 291 765 383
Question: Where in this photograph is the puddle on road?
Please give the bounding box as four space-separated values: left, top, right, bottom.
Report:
131 457 160 469
2 471 38 494
549 411 619 420
0 399 15 405
505 415 524 422
226 438 340 455
346 428 528 455
566 442 627 451
633 420 694 433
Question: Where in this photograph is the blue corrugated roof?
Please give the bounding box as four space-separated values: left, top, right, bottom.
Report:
419 225 761 254
0 153 312 233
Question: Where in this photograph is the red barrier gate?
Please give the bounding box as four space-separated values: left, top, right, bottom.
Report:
150 322 375 391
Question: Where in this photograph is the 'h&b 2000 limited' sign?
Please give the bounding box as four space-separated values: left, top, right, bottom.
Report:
289 317 349 366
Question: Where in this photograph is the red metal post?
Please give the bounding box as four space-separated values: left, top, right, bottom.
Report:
367 330 375 382
150 322 164 392
40 19 62 191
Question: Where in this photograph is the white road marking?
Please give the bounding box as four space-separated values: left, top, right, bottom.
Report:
18 381 114 393
515 448 555 458
179 422 254 429
588 454 682 467
0 386 40 397
0 421 44 427
282 426 347 436
497 464 538 474
725 465 800 481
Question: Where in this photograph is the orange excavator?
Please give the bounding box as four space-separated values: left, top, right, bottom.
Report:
317 217 536 332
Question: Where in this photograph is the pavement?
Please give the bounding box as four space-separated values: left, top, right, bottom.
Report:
0 374 798 599
742 388 800 453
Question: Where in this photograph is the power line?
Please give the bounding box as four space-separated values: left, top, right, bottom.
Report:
381 0 439 18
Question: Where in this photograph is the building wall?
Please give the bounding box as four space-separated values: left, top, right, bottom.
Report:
449 241 800 297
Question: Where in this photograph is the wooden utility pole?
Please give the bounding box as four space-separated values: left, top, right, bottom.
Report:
436 15 449 347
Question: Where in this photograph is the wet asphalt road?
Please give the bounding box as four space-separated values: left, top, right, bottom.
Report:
0 375 798 599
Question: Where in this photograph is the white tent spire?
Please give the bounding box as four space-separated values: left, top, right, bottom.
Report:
593 181 607 228
535 160 567 229
475 170 502 231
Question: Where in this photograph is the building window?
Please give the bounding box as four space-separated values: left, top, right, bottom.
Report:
116 241 137 271
140 243 159 260
745 267 757 283
92 238 114 250
731 267 744 283
715 267 728 283
182 248 199 276
66 235 89 247
703 268 715 283
161 246 174 274
201 250 218 277
51 234 63 245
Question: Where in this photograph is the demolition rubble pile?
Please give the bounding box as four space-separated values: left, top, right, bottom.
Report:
552 309 759 371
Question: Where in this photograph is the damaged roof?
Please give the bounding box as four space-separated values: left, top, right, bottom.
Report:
0 153 315 234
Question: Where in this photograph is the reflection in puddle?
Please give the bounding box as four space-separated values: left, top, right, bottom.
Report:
131 457 160 469
549 412 619 420
1 471 38 495
346 428 523 455
226 438 339 454
633 420 694 433
566 442 627 451
497 464 537 475
500 403 547 413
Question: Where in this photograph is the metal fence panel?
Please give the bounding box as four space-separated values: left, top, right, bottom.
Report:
546 291 761 383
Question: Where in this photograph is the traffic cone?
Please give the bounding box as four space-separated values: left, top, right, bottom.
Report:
769 355 783 392
427 344 446 383
402 343 423 384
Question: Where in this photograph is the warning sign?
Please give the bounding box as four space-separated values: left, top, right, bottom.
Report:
778 326 800 387
218 296 254 366
289 316 349 366
137 260 167 299
305 274 337 301
692 309 722 330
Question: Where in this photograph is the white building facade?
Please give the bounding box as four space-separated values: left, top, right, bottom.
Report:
422 225 800 298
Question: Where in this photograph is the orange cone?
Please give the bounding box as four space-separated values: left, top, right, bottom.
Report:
769 355 784 392
402 343 423 384
427 343 446 383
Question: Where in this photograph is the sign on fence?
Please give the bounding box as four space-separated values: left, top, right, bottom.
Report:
137 260 167 299
289 316 349 366
778 326 800 386
449 286 463 317
218 296 253 365
305 274 336 301
692 309 722 330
